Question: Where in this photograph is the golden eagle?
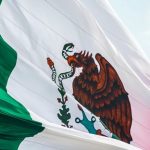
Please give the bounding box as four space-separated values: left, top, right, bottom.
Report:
67 51 132 143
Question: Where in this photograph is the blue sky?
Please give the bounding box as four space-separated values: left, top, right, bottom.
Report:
109 0 150 58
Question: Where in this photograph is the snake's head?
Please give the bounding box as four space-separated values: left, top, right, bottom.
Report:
63 43 74 52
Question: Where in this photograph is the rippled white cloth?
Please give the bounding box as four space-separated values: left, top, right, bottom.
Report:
0 0 149 149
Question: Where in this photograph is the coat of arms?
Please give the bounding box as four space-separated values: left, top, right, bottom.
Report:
47 43 132 143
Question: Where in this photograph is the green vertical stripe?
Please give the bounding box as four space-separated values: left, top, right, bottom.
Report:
0 36 44 150
0 0 2 5
0 36 17 91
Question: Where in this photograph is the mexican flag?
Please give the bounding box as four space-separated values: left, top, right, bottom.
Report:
0 0 149 150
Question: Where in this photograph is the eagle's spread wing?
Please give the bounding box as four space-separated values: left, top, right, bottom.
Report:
72 53 132 143
94 54 132 143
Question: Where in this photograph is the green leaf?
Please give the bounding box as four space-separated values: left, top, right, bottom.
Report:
57 113 63 120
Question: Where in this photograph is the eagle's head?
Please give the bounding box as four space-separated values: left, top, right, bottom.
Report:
67 51 94 68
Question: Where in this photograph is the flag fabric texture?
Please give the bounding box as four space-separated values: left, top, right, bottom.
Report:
0 0 150 150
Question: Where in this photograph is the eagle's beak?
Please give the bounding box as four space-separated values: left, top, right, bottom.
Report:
67 55 81 67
